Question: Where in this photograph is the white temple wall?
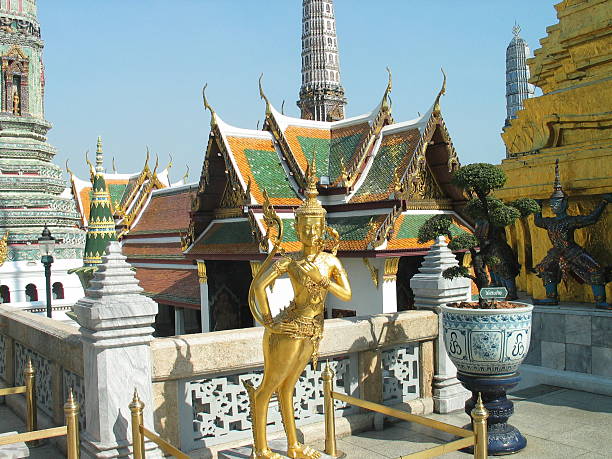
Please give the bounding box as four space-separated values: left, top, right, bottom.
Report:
326 257 390 317
0 258 84 310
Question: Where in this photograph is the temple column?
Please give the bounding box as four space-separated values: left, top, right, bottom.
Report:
410 236 471 414
174 308 185 335
197 260 210 332
74 242 162 458
382 258 400 313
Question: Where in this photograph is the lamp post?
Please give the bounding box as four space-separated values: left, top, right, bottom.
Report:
38 225 55 318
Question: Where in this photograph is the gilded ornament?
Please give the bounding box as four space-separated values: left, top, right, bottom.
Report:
244 152 351 459
362 258 379 288
0 231 9 266
383 257 400 282
197 260 207 284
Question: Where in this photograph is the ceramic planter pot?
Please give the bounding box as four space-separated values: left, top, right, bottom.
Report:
440 303 533 376
440 302 534 455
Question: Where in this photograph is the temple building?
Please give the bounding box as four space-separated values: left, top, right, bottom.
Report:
297 0 346 121
498 0 612 303
504 24 534 128
67 138 198 335
183 71 471 332
67 147 174 239
0 0 85 309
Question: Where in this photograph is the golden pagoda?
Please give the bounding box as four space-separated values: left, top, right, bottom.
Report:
498 0 611 303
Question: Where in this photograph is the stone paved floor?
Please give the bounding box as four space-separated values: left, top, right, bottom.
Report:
2 385 612 458
313 385 612 458
0 404 63 458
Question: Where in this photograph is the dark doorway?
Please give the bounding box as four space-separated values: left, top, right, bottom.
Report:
396 255 424 311
207 260 253 331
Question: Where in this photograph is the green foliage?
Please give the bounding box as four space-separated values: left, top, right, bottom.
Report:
417 215 452 244
443 265 471 280
484 255 501 266
508 198 540 217
489 205 521 227
464 196 504 220
448 233 478 251
452 163 506 198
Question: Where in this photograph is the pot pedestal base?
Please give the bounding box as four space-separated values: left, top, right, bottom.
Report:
458 372 526 456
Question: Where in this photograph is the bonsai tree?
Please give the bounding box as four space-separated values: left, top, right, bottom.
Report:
417 163 539 306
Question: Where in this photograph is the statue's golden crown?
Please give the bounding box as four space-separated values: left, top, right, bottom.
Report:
295 152 326 219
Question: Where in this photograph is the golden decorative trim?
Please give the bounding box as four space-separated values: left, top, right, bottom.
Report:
383 257 400 283
362 258 379 289
404 199 453 210
197 261 207 284
0 231 8 267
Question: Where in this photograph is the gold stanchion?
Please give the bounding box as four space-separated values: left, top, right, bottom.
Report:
24 358 39 447
322 363 341 457
471 393 489 459
64 389 80 459
129 389 145 459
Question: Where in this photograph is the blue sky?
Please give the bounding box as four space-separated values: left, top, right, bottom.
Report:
39 1 558 181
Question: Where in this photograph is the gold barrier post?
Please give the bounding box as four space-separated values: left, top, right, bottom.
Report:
471 393 489 459
129 390 145 459
64 389 80 459
24 358 38 447
322 363 339 457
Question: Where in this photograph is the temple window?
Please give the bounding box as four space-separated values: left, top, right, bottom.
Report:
52 282 64 300
0 285 10 303
25 283 38 301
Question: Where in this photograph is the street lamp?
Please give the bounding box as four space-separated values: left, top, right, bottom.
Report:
38 225 55 318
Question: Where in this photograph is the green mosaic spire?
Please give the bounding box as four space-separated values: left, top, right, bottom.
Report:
83 137 117 266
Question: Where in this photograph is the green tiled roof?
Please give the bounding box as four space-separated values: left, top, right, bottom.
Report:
108 183 128 204
329 133 363 179
396 214 468 239
202 220 255 245
327 215 373 240
297 137 330 177
297 133 364 182
354 140 408 198
245 149 297 199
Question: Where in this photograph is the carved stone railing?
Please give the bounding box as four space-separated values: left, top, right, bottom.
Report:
150 310 437 456
0 306 85 429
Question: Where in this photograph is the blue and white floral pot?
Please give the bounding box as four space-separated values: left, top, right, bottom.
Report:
441 303 533 376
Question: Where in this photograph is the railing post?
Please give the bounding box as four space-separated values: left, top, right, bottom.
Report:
471 392 489 459
24 358 38 447
65 388 80 459
129 389 145 459
322 363 338 457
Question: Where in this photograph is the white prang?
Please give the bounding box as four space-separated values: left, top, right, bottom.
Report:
73 241 162 459
410 235 471 413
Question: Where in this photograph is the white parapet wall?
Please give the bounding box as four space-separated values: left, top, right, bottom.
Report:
150 310 437 456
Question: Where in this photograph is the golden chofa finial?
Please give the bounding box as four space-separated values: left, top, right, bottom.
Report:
381 66 393 112
258 73 271 116
433 68 447 114
65 159 74 177
202 83 217 127
85 150 95 181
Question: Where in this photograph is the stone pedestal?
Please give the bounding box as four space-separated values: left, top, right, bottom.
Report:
410 236 471 413
74 242 162 459
459 372 526 455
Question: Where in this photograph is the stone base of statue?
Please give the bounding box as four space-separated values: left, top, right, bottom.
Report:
219 440 336 459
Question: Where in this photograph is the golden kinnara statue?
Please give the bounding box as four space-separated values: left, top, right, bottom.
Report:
245 154 351 459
